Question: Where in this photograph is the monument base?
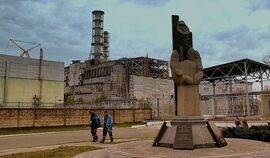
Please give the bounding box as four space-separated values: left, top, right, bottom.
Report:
153 118 227 150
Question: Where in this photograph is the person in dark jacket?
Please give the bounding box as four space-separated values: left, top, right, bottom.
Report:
100 111 113 143
235 116 242 127
90 111 99 142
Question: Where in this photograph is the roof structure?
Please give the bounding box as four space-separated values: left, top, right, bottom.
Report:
202 58 270 116
203 58 270 84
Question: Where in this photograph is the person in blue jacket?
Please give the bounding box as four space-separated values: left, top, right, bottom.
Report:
100 110 113 143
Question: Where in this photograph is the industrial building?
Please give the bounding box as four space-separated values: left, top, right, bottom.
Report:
0 38 64 107
64 56 171 107
0 54 64 107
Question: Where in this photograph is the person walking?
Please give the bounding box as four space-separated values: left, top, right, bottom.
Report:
235 116 242 127
89 111 100 142
234 116 242 127
242 115 248 127
100 111 113 143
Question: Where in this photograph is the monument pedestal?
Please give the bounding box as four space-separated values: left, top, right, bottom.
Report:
153 14 227 150
153 118 227 150
153 85 227 149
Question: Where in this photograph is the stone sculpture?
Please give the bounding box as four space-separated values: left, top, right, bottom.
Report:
153 15 227 149
171 48 203 85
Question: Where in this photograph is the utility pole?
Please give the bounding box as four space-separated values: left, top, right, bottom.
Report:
73 72 76 102
4 61 8 105
162 93 164 119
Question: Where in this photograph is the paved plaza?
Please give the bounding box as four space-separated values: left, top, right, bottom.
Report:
74 139 270 158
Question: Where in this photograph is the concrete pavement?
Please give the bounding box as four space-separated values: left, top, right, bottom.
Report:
0 126 159 156
0 121 269 157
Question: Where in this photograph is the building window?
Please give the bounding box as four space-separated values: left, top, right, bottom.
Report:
109 66 113 74
269 100 270 112
97 68 100 77
106 67 109 75
94 69 97 77
100 68 104 76
91 69 94 78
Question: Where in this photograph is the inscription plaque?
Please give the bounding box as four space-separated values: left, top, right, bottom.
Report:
173 123 193 149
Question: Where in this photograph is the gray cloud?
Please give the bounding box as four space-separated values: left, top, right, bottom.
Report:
194 23 270 68
0 0 92 64
247 0 270 11
0 0 270 68
215 26 259 51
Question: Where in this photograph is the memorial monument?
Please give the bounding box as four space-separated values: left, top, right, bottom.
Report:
153 15 227 149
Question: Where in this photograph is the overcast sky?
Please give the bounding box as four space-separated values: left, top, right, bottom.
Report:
0 0 270 67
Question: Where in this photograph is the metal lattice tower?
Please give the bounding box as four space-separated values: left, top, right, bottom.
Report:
89 10 104 61
103 31 110 61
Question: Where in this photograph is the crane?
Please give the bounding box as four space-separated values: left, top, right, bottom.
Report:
9 39 41 58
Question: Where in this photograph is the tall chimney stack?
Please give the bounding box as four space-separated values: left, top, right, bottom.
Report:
103 31 110 61
89 10 104 61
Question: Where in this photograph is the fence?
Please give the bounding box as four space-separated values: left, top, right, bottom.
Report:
0 102 58 108
0 99 151 109
0 95 261 120
0 107 152 128
200 95 261 118
152 102 174 119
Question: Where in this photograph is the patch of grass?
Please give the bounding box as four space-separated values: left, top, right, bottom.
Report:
0 125 89 135
0 146 101 158
114 122 146 128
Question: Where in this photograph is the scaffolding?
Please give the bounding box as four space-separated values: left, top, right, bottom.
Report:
118 57 169 78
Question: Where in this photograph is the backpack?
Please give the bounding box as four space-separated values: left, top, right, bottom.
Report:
95 115 101 127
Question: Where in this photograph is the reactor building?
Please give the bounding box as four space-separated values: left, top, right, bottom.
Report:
64 10 174 112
